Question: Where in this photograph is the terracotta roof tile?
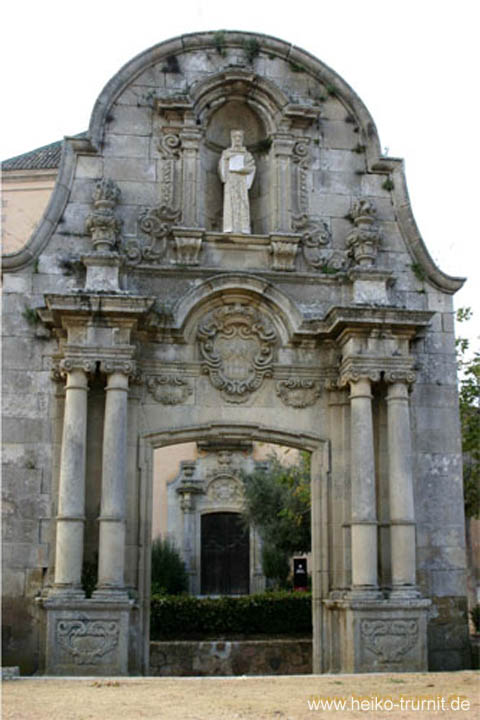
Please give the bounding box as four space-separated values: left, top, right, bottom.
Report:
2 133 86 170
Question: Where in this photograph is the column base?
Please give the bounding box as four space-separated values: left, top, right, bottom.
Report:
43 595 133 675
347 587 383 602
47 586 86 601
323 596 431 673
92 588 131 602
389 586 421 600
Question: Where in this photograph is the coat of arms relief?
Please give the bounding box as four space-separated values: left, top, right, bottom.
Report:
197 303 276 403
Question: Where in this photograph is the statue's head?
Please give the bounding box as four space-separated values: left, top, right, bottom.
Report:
230 129 244 149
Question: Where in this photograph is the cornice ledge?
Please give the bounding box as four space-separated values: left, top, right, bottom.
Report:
43 293 155 324
323 305 434 337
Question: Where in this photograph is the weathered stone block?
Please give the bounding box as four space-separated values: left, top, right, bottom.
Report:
104 157 156 182
44 599 132 675
76 156 104 179
108 106 152 136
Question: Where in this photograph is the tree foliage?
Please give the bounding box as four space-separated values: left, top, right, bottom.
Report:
456 308 480 517
241 451 311 563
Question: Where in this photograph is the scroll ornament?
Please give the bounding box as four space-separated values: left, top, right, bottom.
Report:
123 205 181 265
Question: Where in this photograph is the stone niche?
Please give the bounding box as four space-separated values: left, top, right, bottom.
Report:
1 30 470 676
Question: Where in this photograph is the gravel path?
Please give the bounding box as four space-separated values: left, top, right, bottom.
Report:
2 672 479 719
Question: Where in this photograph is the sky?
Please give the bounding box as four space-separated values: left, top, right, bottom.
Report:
2 0 479 346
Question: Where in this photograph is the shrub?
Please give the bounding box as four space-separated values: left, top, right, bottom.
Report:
150 591 312 639
151 536 188 595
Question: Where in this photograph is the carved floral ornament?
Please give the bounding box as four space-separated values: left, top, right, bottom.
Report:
197 303 276 403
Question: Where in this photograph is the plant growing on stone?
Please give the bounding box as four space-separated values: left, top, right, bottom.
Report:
382 178 394 191
243 37 260 64
411 262 427 282
213 31 227 57
22 306 38 325
289 61 304 73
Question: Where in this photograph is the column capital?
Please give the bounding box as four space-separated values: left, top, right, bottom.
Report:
100 359 136 377
384 370 416 386
59 357 95 377
339 370 381 390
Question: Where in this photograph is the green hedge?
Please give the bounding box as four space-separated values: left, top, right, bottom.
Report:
150 591 312 639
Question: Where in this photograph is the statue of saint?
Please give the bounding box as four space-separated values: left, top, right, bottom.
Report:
218 129 256 234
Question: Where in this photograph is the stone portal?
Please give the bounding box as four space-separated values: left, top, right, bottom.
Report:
1 31 470 676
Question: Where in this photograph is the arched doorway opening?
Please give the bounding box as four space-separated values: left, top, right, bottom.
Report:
140 422 328 675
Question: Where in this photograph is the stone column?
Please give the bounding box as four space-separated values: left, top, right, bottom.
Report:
348 376 380 598
53 362 90 595
95 365 131 597
387 377 418 597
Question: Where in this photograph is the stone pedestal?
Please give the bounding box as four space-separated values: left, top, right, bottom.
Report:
83 253 121 293
324 598 431 673
44 597 132 675
348 269 393 305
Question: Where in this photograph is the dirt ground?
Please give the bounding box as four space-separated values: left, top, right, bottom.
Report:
2 672 479 720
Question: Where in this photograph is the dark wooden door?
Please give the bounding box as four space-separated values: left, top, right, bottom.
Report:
201 512 249 595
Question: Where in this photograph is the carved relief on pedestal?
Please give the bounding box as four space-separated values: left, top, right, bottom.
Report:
276 378 322 408
123 205 181 265
361 619 419 663
197 303 276 403
146 374 192 405
57 620 119 665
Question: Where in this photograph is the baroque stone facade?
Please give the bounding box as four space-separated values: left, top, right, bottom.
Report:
1 31 470 675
